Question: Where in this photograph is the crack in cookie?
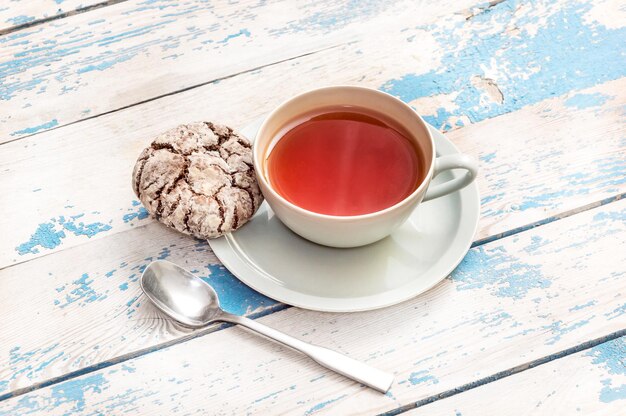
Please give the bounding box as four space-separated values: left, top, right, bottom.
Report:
158 163 187 219
132 152 151 196
240 186 258 211
151 142 178 154
215 195 226 234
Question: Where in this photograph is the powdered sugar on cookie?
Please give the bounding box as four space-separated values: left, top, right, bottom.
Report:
132 122 263 239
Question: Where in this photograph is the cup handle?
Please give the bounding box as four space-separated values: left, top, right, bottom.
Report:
422 154 478 202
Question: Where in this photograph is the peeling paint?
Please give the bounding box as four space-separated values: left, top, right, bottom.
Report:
587 337 626 403
10 119 58 136
381 1 626 130
565 92 612 109
454 245 550 299
201 264 275 315
55 273 108 308
408 370 439 385
303 394 348 416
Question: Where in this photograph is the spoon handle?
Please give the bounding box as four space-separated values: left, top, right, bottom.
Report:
220 312 394 393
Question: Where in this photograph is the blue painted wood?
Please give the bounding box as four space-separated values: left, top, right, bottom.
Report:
587 336 626 403
5 2 626 261
3 0 624 140
4 0 625 264
0 198 624 413
0 0 105 33
0 0 622 140
0 0 624 411
0 0 410 140
381 0 626 130
405 335 626 415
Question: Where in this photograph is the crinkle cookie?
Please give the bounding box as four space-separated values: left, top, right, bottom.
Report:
132 122 263 239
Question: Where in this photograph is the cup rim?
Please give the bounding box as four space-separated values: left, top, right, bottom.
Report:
252 85 436 221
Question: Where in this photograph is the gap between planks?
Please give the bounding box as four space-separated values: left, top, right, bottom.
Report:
0 0 516 142
1 75 615 404
1 193 624 403
0 1 127 36
0 42 348 147
1 195 624 414
0 303 290 402
2 2 623 265
2 189 624 276
398 335 626 415
380 329 626 416
472 193 626 247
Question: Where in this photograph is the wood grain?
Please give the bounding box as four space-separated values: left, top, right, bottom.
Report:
1 75 623 267
0 0 480 141
0 0 104 33
0 221 280 399
1 0 624 411
1 4 623 397
0 199 624 414
2 0 624 266
408 336 626 415
3 0 623 141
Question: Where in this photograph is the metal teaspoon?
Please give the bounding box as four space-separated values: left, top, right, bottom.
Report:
140 260 394 393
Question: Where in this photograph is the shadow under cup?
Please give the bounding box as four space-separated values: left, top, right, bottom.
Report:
253 86 438 248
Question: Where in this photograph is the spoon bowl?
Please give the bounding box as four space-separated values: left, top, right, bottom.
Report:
140 260 394 393
141 260 222 327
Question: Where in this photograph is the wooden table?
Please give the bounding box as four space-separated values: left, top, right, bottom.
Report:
1 1 624 414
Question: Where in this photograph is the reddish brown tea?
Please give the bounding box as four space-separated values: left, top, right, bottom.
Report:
266 107 425 216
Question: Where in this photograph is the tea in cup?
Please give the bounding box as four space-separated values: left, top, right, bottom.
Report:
253 86 477 248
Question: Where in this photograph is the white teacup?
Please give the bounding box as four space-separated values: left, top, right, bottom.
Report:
253 86 478 248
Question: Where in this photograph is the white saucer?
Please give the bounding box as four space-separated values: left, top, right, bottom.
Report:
208 118 480 312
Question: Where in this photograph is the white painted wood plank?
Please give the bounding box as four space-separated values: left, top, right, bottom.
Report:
0 0 103 33
2 0 624 266
0 0 481 140
407 336 626 415
0 75 626 394
0 60 623 398
1 73 623 267
3 0 622 141
0 199 624 414
0 0 623 405
0 222 279 399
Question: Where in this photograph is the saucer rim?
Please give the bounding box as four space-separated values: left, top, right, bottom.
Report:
209 118 480 312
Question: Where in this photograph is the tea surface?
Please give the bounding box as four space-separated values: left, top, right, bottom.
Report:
267 107 424 216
